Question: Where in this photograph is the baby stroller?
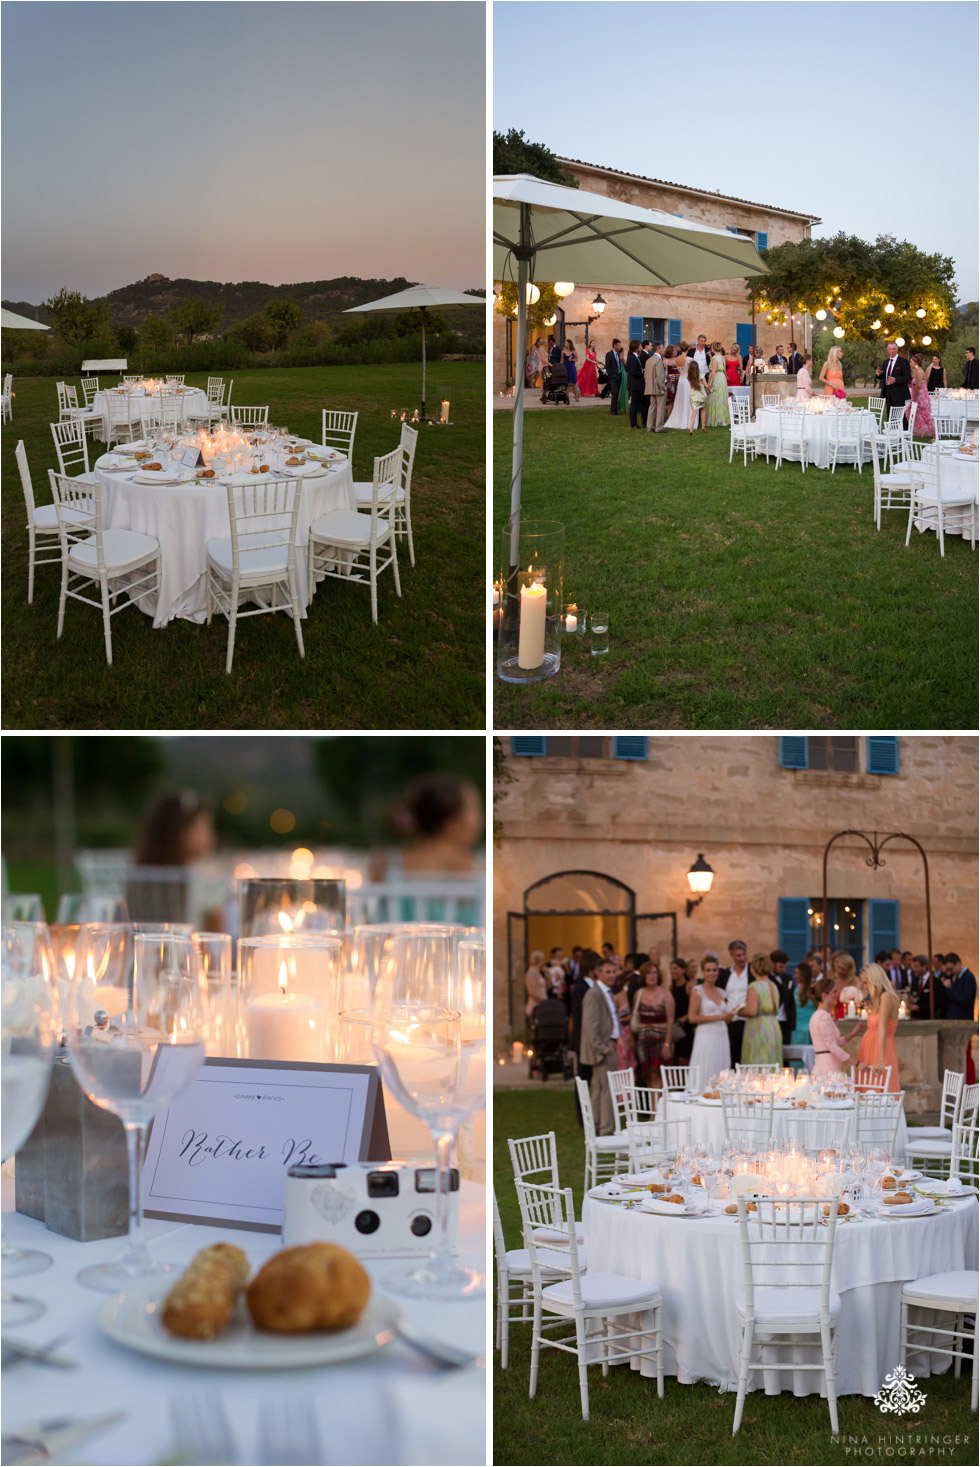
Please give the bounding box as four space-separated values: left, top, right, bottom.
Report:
541 361 569 406
528 997 574 1081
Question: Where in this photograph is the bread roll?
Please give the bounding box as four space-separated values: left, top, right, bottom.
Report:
247 1243 370 1334
161 1243 250 1340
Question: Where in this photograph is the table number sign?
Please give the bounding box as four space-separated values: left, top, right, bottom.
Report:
181 444 207 469
142 1057 390 1232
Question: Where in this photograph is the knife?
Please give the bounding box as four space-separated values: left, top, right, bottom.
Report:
0 1335 77 1370
2 1411 124 1465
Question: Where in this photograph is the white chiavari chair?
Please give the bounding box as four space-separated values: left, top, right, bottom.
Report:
907 1083 978 1178
900 1270 980 1412
104 388 142 446
320 408 357 460
905 441 978 556
867 394 886 428
828 409 868 473
355 423 418 566
165 374 185 386
728 394 767 465
493 1189 568 1371
912 1070 964 1141
735 1063 781 1077
854 1064 892 1093
80 377 99 408
852 1090 903 1156
229 405 269 428
507 1131 585 1250
625 1115 691 1171
661 1064 700 1095
773 408 808 471
17 441 92 603
574 1077 630 1189
607 1068 635 1135
722 1090 775 1148
1 373 13 424
205 476 305 674
50 419 98 486
308 445 402 624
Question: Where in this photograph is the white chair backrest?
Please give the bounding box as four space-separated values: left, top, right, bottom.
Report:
140 399 181 435
938 1069 965 1129
761 394 780 409
626 1115 690 1169
206 376 225 404
736 1063 780 1076
737 1195 838 1316
165 374 185 386
366 446 401 537
722 1090 775 1147
81 377 99 406
934 414 967 442
793 1114 851 1153
321 408 358 459
621 1085 660 1126
399 422 418 499
853 1090 903 1154
951 1091 979 1187
855 1064 892 1093
49 469 102 552
868 394 886 425
105 390 141 434
608 1069 634 1133
15 440 36 516
230 405 269 428
574 1075 597 1146
731 396 752 423
123 375 142 383
777 409 805 437
514 1182 584 1300
508 1131 560 1190
661 1064 696 1094
50 418 91 476
225 476 301 570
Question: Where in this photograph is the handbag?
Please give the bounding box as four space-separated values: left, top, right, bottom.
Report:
630 1008 641 1036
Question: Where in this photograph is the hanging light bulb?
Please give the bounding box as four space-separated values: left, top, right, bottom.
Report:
525 283 540 306
543 313 556 327
833 326 845 338
553 282 575 299
815 309 827 320
871 320 882 330
916 308 926 318
922 335 932 345
895 336 905 346
884 303 895 313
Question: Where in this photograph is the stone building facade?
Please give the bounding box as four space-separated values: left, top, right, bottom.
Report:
493 735 978 1044
492 158 820 392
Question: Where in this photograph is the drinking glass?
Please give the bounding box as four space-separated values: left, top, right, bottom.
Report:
2 922 59 1324
2 895 45 922
65 928 207 1292
590 613 609 656
195 932 233 1057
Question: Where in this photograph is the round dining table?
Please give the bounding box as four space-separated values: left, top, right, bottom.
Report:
912 444 979 542
755 405 878 469
92 385 210 441
661 1094 909 1161
94 448 355 626
582 1190 977 1397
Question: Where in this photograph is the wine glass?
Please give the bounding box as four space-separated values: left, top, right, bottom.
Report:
2 922 60 1324
64 927 206 1292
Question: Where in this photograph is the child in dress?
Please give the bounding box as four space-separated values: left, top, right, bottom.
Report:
688 361 707 433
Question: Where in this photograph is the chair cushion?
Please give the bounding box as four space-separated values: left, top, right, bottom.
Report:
910 1126 952 1140
504 1248 573 1277
310 510 388 546
206 537 289 578
33 502 93 529
543 1271 661 1312
353 480 404 504
593 1134 631 1152
532 1223 586 1247
736 1286 841 1329
906 1137 953 1156
68 528 158 572
901 1270 979 1308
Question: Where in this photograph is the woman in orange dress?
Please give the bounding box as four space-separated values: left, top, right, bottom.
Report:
819 345 845 398
856 962 900 1092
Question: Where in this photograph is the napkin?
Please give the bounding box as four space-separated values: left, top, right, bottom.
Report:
914 1177 964 1196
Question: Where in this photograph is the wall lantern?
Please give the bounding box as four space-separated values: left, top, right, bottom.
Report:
686 853 715 918
591 293 606 317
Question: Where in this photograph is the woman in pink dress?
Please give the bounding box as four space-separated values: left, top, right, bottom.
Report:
578 344 599 397
808 978 852 1078
819 345 845 397
795 351 813 401
856 963 900 1092
908 352 935 438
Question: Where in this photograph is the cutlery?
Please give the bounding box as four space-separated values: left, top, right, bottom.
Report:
1 1411 124 1465
1 1333 76 1370
169 1391 236 1466
384 1315 483 1370
257 1396 323 1466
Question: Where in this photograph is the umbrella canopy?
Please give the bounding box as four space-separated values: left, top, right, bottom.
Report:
493 173 769 533
1 307 49 330
345 284 484 415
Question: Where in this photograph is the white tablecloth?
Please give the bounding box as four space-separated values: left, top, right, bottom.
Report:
756 407 877 469
95 454 355 625
662 1096 909 1161
933 393 979 424
1 1174 485 1466
912 446 979 541
92 387 210 440
582 1192 977 1397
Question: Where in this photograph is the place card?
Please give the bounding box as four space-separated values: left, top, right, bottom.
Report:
143 1056 390 1232
181 444 207 468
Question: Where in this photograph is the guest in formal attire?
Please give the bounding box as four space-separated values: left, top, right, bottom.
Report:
809 978 852 1079
769 949 797 1048
726 344 744 386
962 347 978 390
927 354 948 391
566 945 584 985
664 341 694 429
884 949 909 991
787 342 804 375
687 360 708 433
792 963 818 1044
664 346 680 413
943 952 977 1019
625 340 646 429
524 950 548 1018
911 953 947 1020
644 342 668 432
795 351 813 400
875 341 912 413
630 960 675 1089
563 339 581 400
571 951 599 1124
613 971 636 1073
544 947 568 1002
908 353 935 437
819 345 845 397
718 940 750 1064
602 941 623 973
705 343 730 427
605 340 623 415
547 336 561 366
741 953 784 1066
769 345 789 369
580 960 620 1133
526 339 544 388
668 958 694 1065
689 956 733 1083
536 338 550 386
639 340 653 423
856 963 900 1091
690 335 710 376
578 344 599 397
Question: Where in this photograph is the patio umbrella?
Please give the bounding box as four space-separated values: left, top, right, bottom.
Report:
493 173 770 536
344 284 484 417
1 308 49 330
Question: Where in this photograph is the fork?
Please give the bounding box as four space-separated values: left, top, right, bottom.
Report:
257 1396 324 1466
170 1391 237 1465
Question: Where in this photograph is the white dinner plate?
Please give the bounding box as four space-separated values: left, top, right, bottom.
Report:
877 1198 936 1218
98 1281 403 1370
306 445 344 461
697 1096 723 1106
640 1197 707 1218
616 1170 665 1186
132 469 181 484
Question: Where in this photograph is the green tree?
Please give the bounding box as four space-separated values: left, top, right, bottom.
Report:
140 316 174 351
495 281 561 333
226 312 272 351
264 297 303 349
115 324 138 352
167 298 223 344
492 129 578 186
41 288 112 346
394 309 448 337
296 320 334 349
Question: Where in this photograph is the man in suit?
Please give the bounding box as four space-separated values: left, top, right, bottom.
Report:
885 950 908 991
875 342 912 412
626 340 646 429
565 946 583 985
769 345 788 368
639 340 653 422
718 939 750 1064
963 348 979 390
644 342 667 431
547 335 561 366
910 954 947 1020
769 948 797 1047
580 960 619 1134
605 340 623 414
942 952 977 1020
570 957 595 1125
786 342 804 374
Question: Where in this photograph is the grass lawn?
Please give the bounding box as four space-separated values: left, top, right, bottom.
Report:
493 1088 978 1466
2 363 484 729
492 407 978 730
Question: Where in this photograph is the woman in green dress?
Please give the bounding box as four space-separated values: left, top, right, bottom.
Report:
705 341 730 428
740 952 784 1066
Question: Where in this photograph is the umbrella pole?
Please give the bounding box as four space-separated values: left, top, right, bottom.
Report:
420 307 427 419
509 203 531 571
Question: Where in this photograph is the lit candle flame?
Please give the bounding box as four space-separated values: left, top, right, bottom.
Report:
278 911 294 935
279 960 288 996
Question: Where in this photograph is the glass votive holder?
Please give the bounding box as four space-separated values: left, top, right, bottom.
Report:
590 610 609 656
196 932 233 1056
238 877 345 941
238 934 343 1064
338 1008 434 1160
561 602 585 636
497 520 564 684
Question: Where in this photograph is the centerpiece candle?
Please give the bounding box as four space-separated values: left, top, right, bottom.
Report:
244 960 322 1063
518 570 547 669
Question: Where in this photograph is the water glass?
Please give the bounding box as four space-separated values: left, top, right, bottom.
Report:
591 612 609 656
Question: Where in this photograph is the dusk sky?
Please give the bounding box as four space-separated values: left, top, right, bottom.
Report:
495 1 979 303
2 1 484 303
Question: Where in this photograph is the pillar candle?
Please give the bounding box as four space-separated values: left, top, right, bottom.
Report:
440 400 450 423
244 962 322 1062
518 578 547 669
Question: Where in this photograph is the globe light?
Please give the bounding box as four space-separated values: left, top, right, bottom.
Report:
884 303 895 313
922 336 932 345
526 283 541 306
916 308 926 318
895 337 905 347
815 309 827 320
553 282 575 299
871 320 882 330
833 326 845 338
543 314 556 327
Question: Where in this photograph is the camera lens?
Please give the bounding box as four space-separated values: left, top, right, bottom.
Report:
367 1171 399 1198
354 1210 381 1234
410 1214 432 1237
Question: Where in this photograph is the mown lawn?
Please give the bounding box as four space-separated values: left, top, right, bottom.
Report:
493 1089 977 1466
2 363 484 729
492 407 978 730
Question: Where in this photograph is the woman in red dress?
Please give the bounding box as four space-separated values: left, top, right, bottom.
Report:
578 344 599 397
726 344 743 386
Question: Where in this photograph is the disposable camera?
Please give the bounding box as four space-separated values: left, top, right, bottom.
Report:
282 1160 460 1258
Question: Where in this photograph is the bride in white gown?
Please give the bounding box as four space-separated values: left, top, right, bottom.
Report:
665 345 693 430
688 959 733 1084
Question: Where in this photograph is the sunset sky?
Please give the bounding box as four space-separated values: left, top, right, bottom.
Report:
2 1 485 302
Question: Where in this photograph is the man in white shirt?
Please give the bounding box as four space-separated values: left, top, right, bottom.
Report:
718 939 750 1063
691 335 709 375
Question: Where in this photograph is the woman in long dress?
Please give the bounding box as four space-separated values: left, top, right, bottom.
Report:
668 958 694 1065
664 347 679 414
630 960 675 1089
688 957 732 1084
524 950 548 1018
578 344 599 397
908 352 935 438
617 346 628 414
740 952 783 1066
808 978 852 1079
563 340 581 401
791 962 817 1044
819 345 845 398
614 975 635 1073
726 344 743 387
665 342 693 429
856 963 900 1092
705 343 730 427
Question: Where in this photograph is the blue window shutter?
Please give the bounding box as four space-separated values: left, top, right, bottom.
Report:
869 899 900 958
726 225 738 234
628 316 643 343
736 323 754 357
779 898 811 969
613 736 648 761
779 737 808 770
867 737 899 775
511 737 546 757
756 231 769 250
668 318 682 345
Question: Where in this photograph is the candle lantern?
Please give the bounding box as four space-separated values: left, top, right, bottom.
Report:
238 876 345 941
497 520 565 684
238 935 343 1064
562 602 584 636
440 400 450 424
